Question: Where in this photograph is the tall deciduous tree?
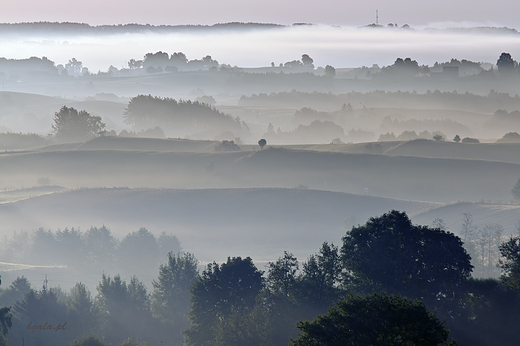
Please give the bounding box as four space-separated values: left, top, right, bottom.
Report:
341 210 472 312
185 257 263 346
52 106 105 142
299 242 342 311
152 252 198 343
499 236 520 290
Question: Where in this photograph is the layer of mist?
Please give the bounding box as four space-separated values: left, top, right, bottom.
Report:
1 24 519 72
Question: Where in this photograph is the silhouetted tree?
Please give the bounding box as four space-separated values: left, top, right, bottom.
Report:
290 292 455 346
496 52 518 77
499 236 520 290
497 132 520 143
324 65 336 77
185 257 264 346
143 51 170 70
341 210 472 314
267 252 299 301
152 252 198 343
84 226 117 272
258 138 267 149
433 134 445 141
301 54 314 69
65 58 83 77
0 276 31 308
170 52 188 68
66 283 98 338
13 286 67 346
453 134 461 143
96 274 154 345
117 228 160 279
461 137 479 143
128 59 143 70
215 140 240 151
299 242 342 312
157 232 182 258
52 106 106 142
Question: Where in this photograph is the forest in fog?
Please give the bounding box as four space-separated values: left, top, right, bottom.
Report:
1 21 520 346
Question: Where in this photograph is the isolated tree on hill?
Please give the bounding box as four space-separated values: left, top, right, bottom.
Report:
497 52 518 77
324 65 336 77
258 138 267 149
290 292 455 346
52 106 105 142
433 134 445 141
301 54 314 69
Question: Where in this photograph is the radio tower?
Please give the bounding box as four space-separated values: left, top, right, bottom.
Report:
376 10 379 25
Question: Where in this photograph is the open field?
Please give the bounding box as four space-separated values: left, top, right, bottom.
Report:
1 137 520 203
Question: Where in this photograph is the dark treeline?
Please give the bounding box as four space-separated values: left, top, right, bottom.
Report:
0 22 284 36
1 210 520 345
0 132 50 150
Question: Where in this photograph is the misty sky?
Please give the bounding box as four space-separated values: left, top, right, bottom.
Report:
2 0 520 28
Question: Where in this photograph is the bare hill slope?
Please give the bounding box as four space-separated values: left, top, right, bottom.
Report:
1 145 519 202
384 139 520 164
0 187 439 262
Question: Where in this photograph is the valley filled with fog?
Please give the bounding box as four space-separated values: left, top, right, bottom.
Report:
1 21 520 346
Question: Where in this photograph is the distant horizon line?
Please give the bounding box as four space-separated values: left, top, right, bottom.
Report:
0 21 518 32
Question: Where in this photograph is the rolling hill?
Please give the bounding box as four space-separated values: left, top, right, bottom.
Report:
0 187 440 262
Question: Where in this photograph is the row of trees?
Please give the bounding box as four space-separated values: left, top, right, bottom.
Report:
0 252 196 346
0 226 181 290
2 210 520 345
239 89 520 113
130 52 220 73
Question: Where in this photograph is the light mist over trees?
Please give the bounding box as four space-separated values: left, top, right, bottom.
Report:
1 211 519 345
2 21 520 346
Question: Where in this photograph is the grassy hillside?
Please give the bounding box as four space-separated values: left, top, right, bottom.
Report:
76 136 219 152
1 141 519 202
384 140 520 164
0 187 439 262
0 186 65 204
